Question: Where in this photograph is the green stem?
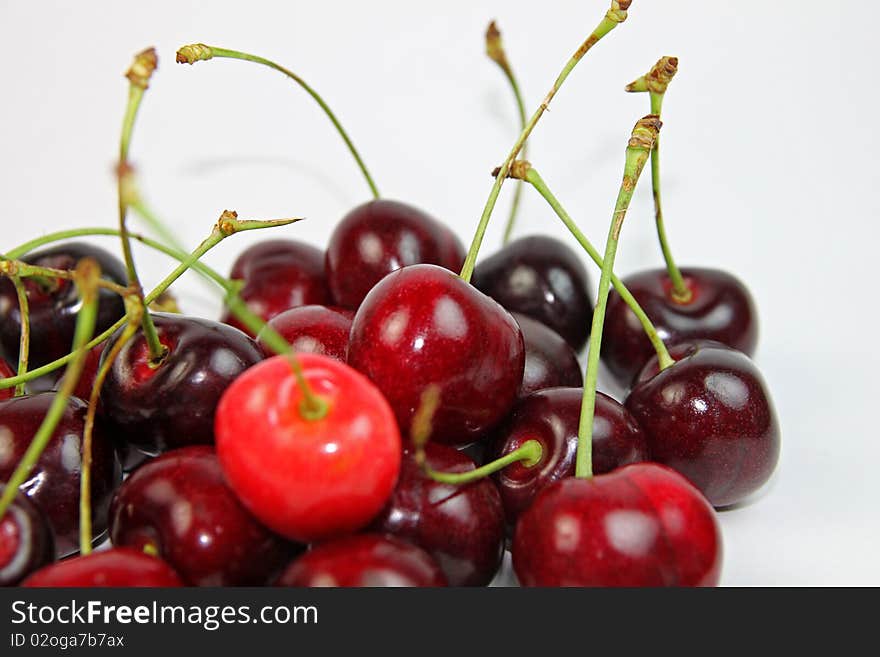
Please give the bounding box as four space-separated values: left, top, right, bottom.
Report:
524 166 673 371
11 277 29 397
176 44 380 200
0 260 100 520
576 115 661 479
0 259 129 296
425 439 543 485
459 0 631 282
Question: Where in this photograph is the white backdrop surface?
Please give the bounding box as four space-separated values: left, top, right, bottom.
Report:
0 0 875 585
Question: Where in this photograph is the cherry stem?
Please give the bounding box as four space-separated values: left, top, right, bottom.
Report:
514 164 673 371
0 258 130 296
486 21 529 245
118 47 166 364
10 276 29 397
424 439 543 486
626 56 690 303
459 0 632 283
0 259 100 520
575 115 661 479
176 44 380 200
0 218 300 391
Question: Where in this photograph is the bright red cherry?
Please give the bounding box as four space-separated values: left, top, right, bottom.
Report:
0 393 120 557
348 264 524 446
625 340 780 507
490 387 649 524
325 200 466 310
110 446 297 586
0 360 14 401
0 243 128 369
371 444 505 586
276 534 446 587
215 353 402 543
257 305 353 362
0 487 55 586
513 464 722 586
514 313 582 397
220 239 332 336
100 313 263 454
22 547 182 587
472 235 593 352
602 267 758 388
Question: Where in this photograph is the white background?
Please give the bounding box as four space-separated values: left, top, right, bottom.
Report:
0 1 875 585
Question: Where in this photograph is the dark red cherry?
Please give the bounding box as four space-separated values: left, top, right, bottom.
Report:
513 464 722 586
325 200 466 310
514 313 582 397
371 444 504 586
0 360 14 401
472 235 593 352
0 393 120 557
100 313 263 454
625 340 780 507
0 243 128 369
348 264 524 446
276 534 446 587
110 446 297 586
0 487 55 586
22 547 182 587
490 387 648 524
220 239 332 336
257 305 353 361
602 267 758 388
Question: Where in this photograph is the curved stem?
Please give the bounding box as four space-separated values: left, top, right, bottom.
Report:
176 44 379 200
486 21 529 245
523 166 673 371
11 277 29 397
576 116 661 479
459 0 631 283
425 439 543 486
0 259 129 296
0 259 100 520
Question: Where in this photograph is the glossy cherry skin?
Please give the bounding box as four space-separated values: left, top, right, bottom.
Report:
257 305 353 362
325 199 466 310
110 446 296 586
602 267 758 389
472 235 593 352
625 340 780 507
0 487 55 586
276 534 446 587
513 464 722 586
490 387 648 524
371 444 504 586
0 393 121 557
0 360 14 401
220 239 332 336
0 243 128 369
215 353 402 544
348 264 524 446
100 313 263 454
22 547 182 587
514 313 582 397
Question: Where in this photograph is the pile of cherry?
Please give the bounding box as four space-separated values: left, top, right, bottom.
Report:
0 1 779 587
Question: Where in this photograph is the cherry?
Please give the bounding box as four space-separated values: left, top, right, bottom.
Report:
215 353 401 543
100 313 263 454
219 239 332 337
371 444 505 586
490 387 649 524
110 446 297 586
22 547 182 587
602 268 758 388
625 340 780 507
0 393 120 557
256 305 353 362
325 200 466 310
276 534 446 587
0 243 128 369
0 487 55 586
0 360 14 401
513 463 722 586
348 264 524 446
70 342 107 404
514 313 582 397
472 235 593 352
